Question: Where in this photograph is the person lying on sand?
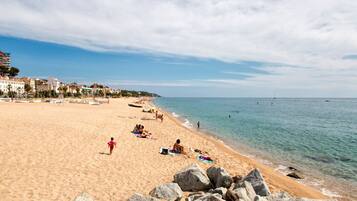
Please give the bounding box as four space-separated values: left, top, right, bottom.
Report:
138 130 152 138
172 139 185 154
133 124 155 139
107 137 117 155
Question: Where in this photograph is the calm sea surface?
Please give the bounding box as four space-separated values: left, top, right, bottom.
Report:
154 98 357 199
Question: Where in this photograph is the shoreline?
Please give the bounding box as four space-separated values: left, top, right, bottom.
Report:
152 100 331 200
0 98 344 200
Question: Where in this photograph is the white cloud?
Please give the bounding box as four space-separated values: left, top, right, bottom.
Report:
1 0 357 96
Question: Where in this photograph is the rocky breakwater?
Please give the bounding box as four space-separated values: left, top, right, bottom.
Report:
124 163 334 201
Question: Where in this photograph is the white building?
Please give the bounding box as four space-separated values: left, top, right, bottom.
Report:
0 76 25 94
48 77 61 93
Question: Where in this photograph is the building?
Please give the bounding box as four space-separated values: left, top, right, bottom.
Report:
48 77 61 93
111 88 121 94
0 76 25 94
35 79 50 92
66 83 81 94
19 77 36 93
0 51 11 67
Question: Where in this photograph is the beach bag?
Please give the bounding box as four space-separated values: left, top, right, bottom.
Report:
160 147 169 155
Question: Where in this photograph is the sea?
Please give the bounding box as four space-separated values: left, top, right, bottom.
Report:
154 98 357 200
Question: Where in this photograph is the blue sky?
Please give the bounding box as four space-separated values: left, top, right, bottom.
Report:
1 1 357 97
0 36 268 97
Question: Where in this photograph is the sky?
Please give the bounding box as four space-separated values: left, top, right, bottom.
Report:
0 0 357 97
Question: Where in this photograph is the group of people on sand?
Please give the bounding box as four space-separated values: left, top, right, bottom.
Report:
133 124 153 138
105 107 212 162
167 138 213 162
106 135 212 163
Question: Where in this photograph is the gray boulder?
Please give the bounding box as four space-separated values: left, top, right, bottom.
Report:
128 193 160 201
174 164 212 191
254 195 268 201
186 192 205 201
235 187 251 201
226 189 240 201
208 187 227 199
243 169 271 196
195 194 225 201
149 183 183 201
207 166 233 188
74 193 94 201
244 181 257 201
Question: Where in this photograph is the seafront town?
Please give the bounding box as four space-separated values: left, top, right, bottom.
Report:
0 50 120 99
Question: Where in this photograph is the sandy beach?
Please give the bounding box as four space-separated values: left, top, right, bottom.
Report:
0 98 328 201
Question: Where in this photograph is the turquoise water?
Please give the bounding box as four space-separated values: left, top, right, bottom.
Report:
154 98 357 198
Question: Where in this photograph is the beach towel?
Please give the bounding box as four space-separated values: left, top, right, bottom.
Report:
197 155 214 164
159 147 177 156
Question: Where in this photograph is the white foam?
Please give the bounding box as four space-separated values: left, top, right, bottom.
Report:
182 119 193 128
321 188 341 198
275 164 288 171
172 112 180 118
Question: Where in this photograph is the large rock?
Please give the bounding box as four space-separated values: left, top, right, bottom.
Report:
174 164 212 191
244 181 257 201
74 193 94 201
128 193 160 201
254 195 268 201
195 194 225 201
209 187 227 199
207 166 233 188
235 187 251 201
186 192 205 201
226 189 240 201
243 169 271 196
149 183 183 201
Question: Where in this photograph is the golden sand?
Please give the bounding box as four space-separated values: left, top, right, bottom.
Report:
0 98 327 201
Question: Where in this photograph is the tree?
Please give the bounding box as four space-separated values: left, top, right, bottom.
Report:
50 90 58 98
81 89 88 97
24 84 32 98
0 66 20 77
8 67 20 77
75 87 81 97
8 91 16 99
7 84 11 93
17 87 21 98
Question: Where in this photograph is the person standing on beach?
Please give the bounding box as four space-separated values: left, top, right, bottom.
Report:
107 137 117 155
197 121 200 129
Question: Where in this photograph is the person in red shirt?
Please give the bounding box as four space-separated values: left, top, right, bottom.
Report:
107 137 117 155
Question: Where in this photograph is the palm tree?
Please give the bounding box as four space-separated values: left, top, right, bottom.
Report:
17 87 21 99
24 84 32 99
58 86 67 99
